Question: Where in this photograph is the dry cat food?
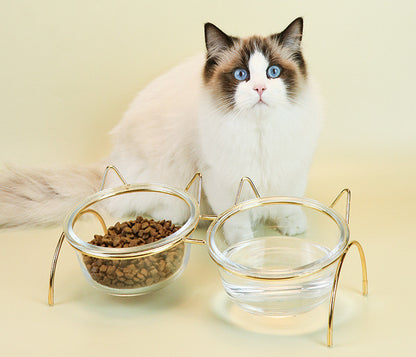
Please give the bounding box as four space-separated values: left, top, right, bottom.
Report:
82 216 184 289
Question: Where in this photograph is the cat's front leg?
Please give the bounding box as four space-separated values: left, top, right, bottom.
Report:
277 206 307 236
266 204 307 236
204 177 254 245
222 211 254 246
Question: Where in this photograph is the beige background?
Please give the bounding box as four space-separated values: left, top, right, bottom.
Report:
1 0 415 356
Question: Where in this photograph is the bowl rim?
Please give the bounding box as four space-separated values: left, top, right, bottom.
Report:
63 183 200 259
206 196 349 280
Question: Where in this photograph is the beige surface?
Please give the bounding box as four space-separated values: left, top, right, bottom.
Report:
1 158 415 356
1 0 416 356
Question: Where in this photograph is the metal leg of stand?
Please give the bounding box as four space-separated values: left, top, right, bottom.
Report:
48 232 65 306
327 240 368 347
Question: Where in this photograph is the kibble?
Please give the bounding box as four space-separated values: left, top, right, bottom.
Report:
82 216 184 289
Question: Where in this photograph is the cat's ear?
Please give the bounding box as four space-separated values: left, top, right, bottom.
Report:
204 23 235 58
270 17 303 51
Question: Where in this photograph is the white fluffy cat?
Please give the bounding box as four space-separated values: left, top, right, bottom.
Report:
0 18 321 240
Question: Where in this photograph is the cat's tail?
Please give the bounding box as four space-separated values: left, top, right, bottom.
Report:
0 163 103 229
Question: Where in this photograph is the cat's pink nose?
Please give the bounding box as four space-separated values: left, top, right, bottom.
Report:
253 85 266 97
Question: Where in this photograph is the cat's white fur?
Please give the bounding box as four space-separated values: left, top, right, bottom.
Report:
107 52 321 241
0 50 321 235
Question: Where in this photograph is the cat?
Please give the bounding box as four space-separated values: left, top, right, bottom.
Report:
0 18 321 242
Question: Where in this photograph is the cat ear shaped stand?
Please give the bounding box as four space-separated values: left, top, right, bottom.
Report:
48 166 368 347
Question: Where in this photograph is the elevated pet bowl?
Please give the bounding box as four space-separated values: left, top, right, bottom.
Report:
48 166 368 347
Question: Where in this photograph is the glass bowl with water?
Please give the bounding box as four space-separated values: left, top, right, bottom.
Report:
206 197 349 316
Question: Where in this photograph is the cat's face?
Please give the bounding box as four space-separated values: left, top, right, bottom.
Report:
203 18 307 115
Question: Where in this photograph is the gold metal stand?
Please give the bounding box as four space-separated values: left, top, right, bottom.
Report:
327 240 368 347
234 176 261 204
326 189 368 346
99 165 127 190
48 208 108 306
47 166 369 348
48 165 126 306
48 232 65 306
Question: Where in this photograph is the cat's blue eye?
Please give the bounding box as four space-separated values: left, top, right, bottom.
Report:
234 68 248 81
267 65 281 79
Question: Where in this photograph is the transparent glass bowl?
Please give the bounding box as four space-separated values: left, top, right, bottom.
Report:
206 197 349 316
78 242 189 296
63 183 199 296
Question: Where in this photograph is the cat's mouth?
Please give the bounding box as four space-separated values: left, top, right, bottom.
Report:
252 99 269 108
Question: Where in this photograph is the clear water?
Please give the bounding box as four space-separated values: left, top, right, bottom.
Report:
221 236 336 316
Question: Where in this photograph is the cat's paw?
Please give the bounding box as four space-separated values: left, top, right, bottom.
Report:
276 209 307 236
223 218 254 246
